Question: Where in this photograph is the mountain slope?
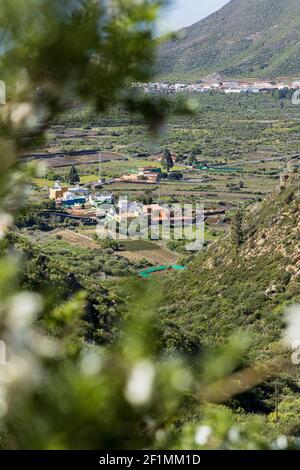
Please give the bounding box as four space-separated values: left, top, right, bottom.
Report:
160 173 300 361
156 0 300 81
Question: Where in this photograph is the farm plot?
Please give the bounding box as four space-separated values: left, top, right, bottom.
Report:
23 151 127 168
117 240 178 265
49 229 178 266
50 229 99 249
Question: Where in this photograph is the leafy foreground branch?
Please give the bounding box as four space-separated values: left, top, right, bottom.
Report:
0 271 287 450
0 0 298 450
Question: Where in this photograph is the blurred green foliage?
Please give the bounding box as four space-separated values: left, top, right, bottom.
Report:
0 0 297 450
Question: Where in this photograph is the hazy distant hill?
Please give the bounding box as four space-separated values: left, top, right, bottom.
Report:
156 0 300 81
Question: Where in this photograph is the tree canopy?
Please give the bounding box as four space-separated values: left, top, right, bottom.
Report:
162 149 174 173
69 165 80 185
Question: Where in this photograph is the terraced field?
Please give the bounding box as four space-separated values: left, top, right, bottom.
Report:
50 229 99 249
24 150 127 168
117 241 178 265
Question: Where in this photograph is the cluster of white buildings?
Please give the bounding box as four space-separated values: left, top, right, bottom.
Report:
48 182 226 236
49 182 177 225
105 199 197 229
135 80 300 95
49 181 196 228
49 181 113 209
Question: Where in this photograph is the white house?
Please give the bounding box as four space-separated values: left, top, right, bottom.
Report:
89 193 113 206
118 197 139 214
224 89 241 94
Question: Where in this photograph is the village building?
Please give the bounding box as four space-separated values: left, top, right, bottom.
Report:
143 204 169 224
67 186 89 196
118 198 139 214
114 173 135 182
49 182 89 207
61 191 86 207
49 182 68 200
143 204 195 227
89 193 113 207
116 166 162 184
224 89 241 94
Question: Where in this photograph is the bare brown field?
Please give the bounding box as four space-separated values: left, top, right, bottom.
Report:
23 151 127 168
50 229 177 266
50 229 99 249
118 247 178 265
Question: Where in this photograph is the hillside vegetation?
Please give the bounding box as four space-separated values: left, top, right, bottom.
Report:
156 0 300 81
161 174 300 360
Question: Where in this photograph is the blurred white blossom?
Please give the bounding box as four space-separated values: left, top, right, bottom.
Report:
80 350 103 376
283 304 300 347
8 292 43 329
155 429 166 443
125 360 155 406
228 427 240 444
195 425 212 446
276 435 288 450
10 103 33 127
0 212 13 239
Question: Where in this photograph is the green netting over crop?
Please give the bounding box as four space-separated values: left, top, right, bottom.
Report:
139 265 186 278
